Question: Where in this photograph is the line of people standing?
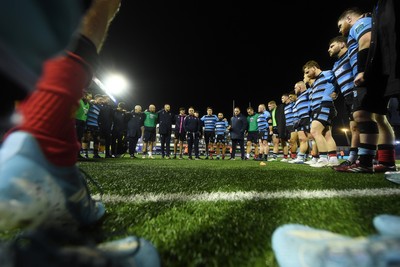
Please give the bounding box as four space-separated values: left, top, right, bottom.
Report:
77 101 280 160
77 93 129 159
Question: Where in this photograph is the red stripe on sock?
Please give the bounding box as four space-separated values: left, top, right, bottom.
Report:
377 149 396 165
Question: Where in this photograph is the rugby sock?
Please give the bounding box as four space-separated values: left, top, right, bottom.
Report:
347 147 358 163
328 150 337 159
7 53 92 166
377 144 396 166
358 143 377 167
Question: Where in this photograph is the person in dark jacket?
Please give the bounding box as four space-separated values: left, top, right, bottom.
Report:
111 102 128 157
184 107 202 160
126 105 144 158
268 100 287 161
173 107 186 159
98 95 114 158
228 107 248 160
157 104 174 159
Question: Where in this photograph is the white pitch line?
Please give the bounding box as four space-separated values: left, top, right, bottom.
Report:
94 188 400 203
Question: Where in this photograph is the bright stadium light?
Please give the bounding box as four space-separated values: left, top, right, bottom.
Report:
92 73 130 102
103 73 129 96
92 77 116 102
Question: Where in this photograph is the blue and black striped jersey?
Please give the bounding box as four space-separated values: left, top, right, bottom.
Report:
257 110 271 131
284 102 295 126
332 50 354 97
309 70 337 111
86 103 101 128
347 14 372 77
201 114 218 132
293 89 311 121
215 119 228 135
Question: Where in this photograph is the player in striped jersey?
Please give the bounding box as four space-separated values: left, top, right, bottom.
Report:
83 94 103 158
257 104 272 161
284 93 297 160
290 81 311 164
200 107 218 159
273 4 400 264
336 7 397 173
328 36 359 168
214 112 229 160
303 60 339 168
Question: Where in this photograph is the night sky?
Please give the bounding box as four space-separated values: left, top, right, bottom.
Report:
95 0 376 143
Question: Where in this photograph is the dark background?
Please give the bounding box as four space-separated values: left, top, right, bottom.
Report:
94 0 377 145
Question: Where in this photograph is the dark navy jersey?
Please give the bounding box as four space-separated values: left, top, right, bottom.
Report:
157 109 174 134
184 115 201 133
174 114 186 134
112 109 127 132
127 112 144 137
